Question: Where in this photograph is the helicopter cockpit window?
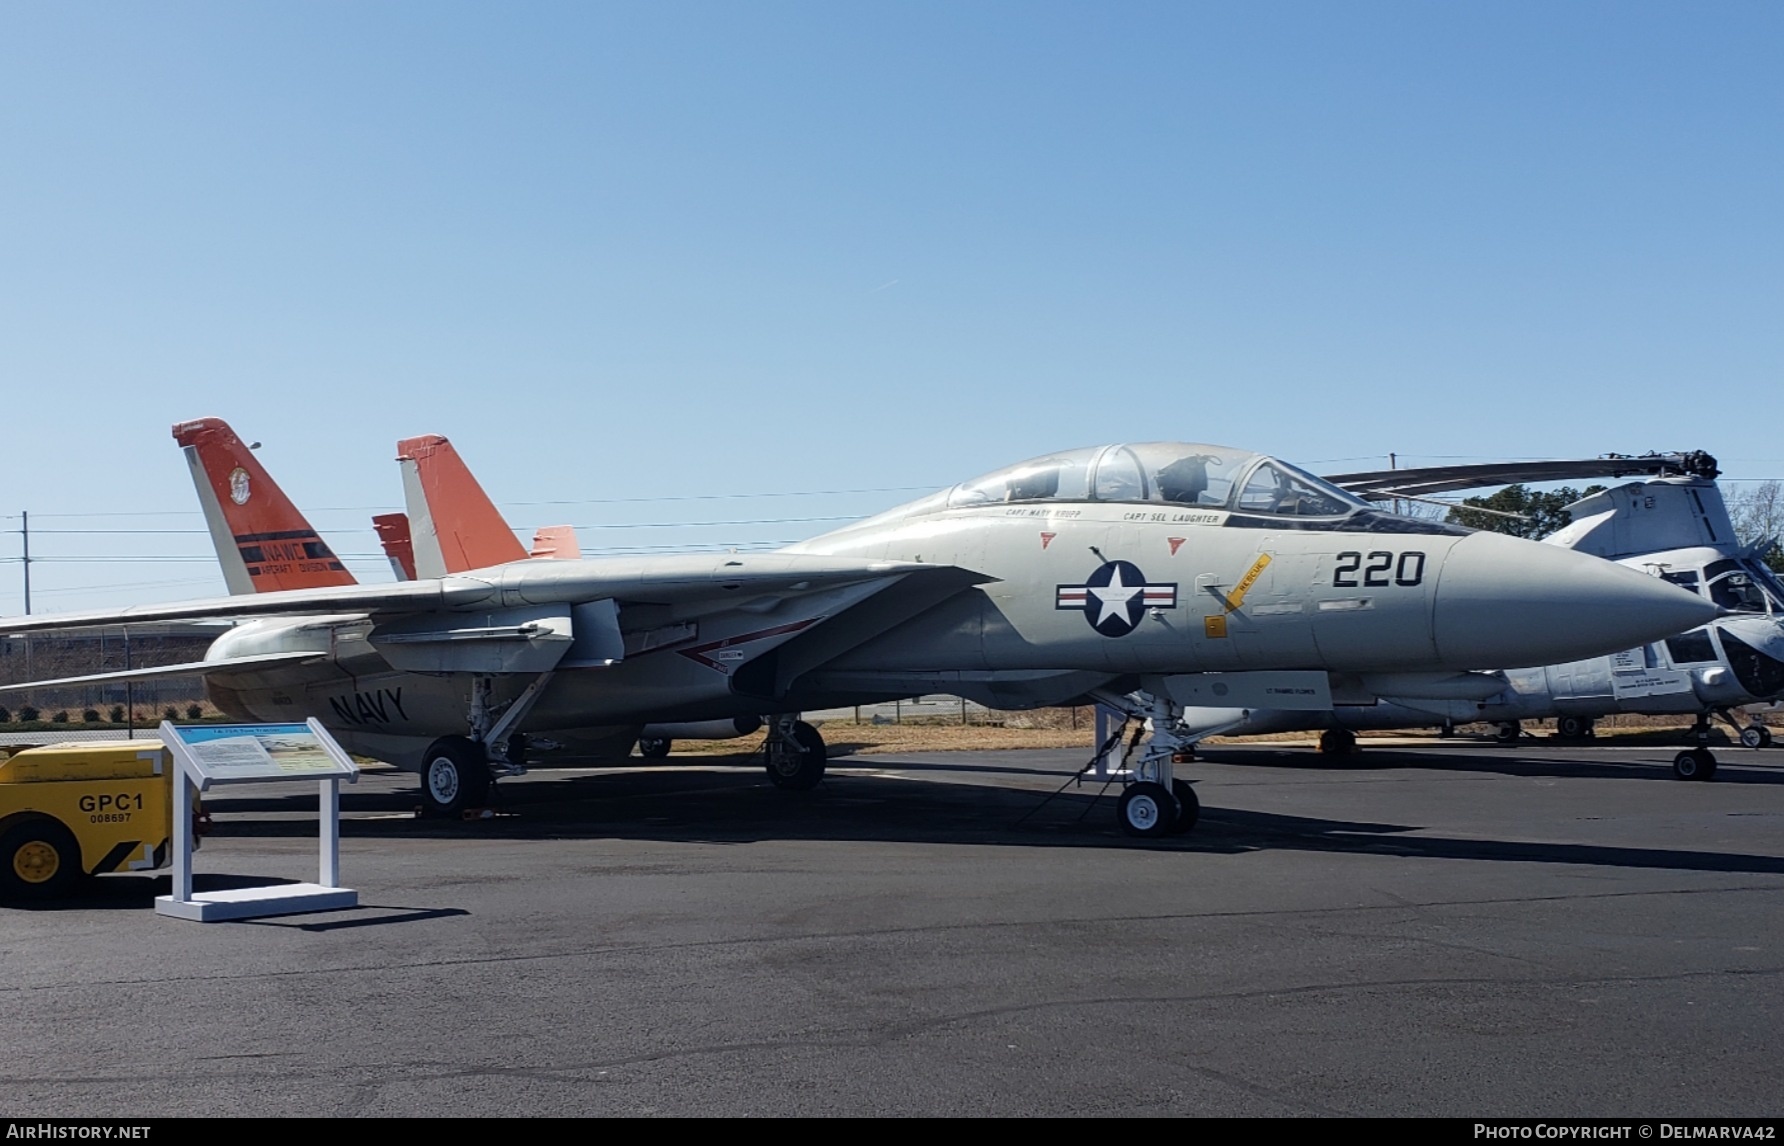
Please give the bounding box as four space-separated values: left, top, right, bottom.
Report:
1705 559 1778 614
947 448 1096 508
1234 460 1359 517
1091 446 1148 502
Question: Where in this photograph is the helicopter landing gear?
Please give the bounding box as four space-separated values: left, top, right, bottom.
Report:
1492 721 1521 745
1319 727 1358 756
1674 714 1719 781
1673 748 1718 781
1555 714 1595 740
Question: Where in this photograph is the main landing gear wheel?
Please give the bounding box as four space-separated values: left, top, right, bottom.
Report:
1116 781 1177 839
1740 725 1772 750
1493 722 1521 745
1319 728 1358 756
421 735 493 817
765 721 826 791
638 737 673 759
1556 715 1594 740
0 818 81 900
1169 779 1200 835
1672 748 1718 782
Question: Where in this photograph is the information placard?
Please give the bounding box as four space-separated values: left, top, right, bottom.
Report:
165 720 357 789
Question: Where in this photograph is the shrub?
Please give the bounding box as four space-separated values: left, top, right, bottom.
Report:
0 706 9 724
82 709 100 723
52 710 69 723
108 705 125 723
163 706 179 722
19 705 40 723
186 703 204 720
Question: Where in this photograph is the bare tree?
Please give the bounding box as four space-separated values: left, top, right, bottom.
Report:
1726 480 1784 571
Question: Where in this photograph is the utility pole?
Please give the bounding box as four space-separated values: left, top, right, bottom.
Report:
20 510 30 615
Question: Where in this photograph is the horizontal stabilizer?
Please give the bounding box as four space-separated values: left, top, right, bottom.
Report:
0 651 326 694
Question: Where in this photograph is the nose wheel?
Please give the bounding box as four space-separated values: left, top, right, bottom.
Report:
1740 725 1772 749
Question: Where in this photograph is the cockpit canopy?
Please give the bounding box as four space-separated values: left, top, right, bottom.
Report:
942 443 1369 518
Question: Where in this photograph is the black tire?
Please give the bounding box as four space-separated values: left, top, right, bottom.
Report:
420 736 492 817
765 721 826 791
0 818 82 900
1169 778 1200 835
638 738 673 759
1493 722 1521 745
1116 781 1177 839
1556 715 1592 740
1318 728 1357 756
1672 748 1718 782
1740 725 1771 750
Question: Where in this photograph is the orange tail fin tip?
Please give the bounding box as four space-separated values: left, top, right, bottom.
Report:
171 417 357 594
372 513 418 581
396 434 529 576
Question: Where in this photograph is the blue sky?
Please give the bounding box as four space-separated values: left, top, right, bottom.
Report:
2 2 1780 611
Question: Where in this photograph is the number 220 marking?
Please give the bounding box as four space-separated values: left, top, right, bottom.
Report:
1333 551 1425 588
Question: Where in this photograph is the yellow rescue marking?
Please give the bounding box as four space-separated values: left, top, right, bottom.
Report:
1225 553 1272 612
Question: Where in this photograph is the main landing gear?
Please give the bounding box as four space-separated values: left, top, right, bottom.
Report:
1089 688 1217 839
763 716 827 791
418 671 557 817
1672 714 1719 782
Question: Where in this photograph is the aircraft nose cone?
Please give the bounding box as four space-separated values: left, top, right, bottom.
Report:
1433 532 1720 669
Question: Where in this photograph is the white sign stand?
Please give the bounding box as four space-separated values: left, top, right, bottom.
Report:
154 718 360 922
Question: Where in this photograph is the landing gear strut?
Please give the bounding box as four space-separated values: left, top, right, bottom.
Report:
1089 687 1215 839
417 670 559 816
1673 714 1719 781
764 716 827 790
1715 708 1772 750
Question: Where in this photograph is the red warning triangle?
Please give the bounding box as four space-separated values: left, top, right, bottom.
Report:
1040 532 1056 549
1167 537 1186 555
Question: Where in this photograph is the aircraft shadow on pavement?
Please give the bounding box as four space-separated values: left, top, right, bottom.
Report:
1196 744 1784 785
178 759 1784 879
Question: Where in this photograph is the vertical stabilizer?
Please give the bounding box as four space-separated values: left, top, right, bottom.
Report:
171 417 357 594
372 513 418 581
396 434 529 577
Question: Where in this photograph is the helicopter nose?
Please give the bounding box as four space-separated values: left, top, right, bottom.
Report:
1716 618 1784 699
1433 532 1720 668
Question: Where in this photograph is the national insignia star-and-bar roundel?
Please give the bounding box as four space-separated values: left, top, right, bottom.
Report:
1055 560 1178 637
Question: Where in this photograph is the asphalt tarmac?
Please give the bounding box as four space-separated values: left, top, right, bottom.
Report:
4 738 1783 1118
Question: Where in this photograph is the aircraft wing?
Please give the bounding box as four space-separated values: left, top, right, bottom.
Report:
0 652 327 694
1326 451 1720 500
0 554 991 635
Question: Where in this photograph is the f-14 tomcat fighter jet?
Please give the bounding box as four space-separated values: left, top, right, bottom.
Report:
0 436 1718 836
1169 451 1784 782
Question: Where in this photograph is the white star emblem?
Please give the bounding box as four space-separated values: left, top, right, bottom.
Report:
1090 565 1142 627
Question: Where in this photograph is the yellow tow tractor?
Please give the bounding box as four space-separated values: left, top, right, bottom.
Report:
0 740 196 900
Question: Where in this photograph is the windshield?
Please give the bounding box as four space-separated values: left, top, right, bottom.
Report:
943 443 1367 516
